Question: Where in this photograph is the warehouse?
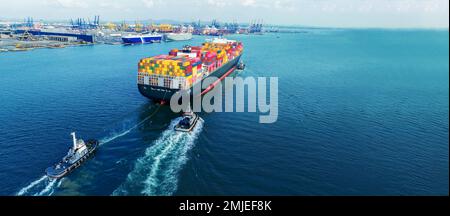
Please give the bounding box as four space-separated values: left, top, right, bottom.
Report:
47 35 77 42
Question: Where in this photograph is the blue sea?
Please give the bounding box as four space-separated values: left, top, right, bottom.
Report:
0 29 448 196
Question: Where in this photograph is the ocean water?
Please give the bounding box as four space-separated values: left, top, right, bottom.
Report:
0 29 448 196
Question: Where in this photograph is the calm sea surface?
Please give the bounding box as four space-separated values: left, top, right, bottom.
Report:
0 29 448 195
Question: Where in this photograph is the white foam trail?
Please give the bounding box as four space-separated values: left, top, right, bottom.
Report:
16 175 47 196
16 176 60 196
17 107 158 196
113 117 204 196
56 179 63 188
35 179 57 196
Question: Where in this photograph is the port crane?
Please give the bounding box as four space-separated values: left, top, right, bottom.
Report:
249 19 263 33
71 16 100 30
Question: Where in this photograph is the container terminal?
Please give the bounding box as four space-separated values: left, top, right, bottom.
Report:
0 17 264 52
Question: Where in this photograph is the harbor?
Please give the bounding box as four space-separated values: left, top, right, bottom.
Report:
0 0 448 200
0 17 265 52
2 29 448 196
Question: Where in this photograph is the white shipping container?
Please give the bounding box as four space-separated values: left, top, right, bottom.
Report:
177 52 197 58
172 79 179 89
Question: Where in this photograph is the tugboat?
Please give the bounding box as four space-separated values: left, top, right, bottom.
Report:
237 61 246 70
174 112 199 132
45 132 99 179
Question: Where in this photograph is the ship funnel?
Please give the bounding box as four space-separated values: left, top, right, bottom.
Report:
71 132 77 149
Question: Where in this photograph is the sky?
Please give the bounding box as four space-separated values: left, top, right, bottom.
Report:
0 0 448 28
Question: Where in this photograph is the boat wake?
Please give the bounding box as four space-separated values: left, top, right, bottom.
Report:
112 117 204 196
16 176 60 196
16 106 160 196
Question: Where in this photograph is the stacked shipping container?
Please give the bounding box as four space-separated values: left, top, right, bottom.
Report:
138 40 243 90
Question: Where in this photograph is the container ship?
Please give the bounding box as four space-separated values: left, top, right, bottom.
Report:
122 33 163 44
137 38 243 102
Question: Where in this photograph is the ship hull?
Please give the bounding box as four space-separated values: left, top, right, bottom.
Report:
45 140 99 179
122 35 162 44
138 54 242 102
165 33 193 41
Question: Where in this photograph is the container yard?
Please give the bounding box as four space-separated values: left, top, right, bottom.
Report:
0 32 91 52
0 17 264 52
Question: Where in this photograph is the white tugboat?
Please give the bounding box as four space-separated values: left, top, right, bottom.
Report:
174 112 199 132
45 132 98 179
237 61 246 70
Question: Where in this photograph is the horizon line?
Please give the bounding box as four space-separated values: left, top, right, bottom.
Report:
0 17 448 30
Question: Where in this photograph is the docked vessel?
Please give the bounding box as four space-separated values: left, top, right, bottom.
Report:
122 33 162 44
45 132 98 179
165 32 193 42
137 38 244 102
